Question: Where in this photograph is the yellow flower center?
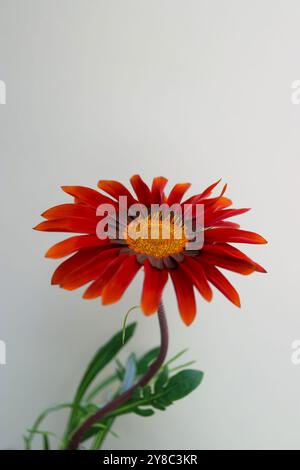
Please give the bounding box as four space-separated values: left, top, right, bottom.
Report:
125 215 187 258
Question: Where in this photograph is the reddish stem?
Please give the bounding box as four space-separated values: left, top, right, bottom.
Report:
67 302 169 450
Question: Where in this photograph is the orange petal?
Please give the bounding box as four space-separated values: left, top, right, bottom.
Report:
83 254 129 299
170 268 196 326
51 248 101 285
198 252 256 275
204 228 267 245
102 255 141 304
151 177 168 204
61 186 115 209
202 243 267 273
167 183 191 205
60 248 121 290
34 218 96 234
45 235 108 259
203 263 241 307
179 257 213 301
97 180 136 205
41 204 96 220
130 175 152 206
141 260 168 315
206 208 250 225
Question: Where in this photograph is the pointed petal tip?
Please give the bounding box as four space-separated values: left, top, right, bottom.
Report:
33 222 43 231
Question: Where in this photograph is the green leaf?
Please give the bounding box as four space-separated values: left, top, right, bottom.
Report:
137 347 160 375
134 407 155 417
164 348 188 368
106 369 204 419
43 434 50 450
122 306 139 344
25 403 85 450
67 322 137 433
163 370 204 402
154 367 168 393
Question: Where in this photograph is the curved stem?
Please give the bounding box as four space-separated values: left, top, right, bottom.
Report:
67 302 169 450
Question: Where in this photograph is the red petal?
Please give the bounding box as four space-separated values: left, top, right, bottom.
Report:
202 243 267 273
199 179 222 199
204 228 267 244
102 255 141 304
45 235 108 259
41 204 96 220
34 218 96 234
206 208 250 225
97 180 136 206
51 248 102 285
213 221 240 229
130 175 152 206
83 254 129 299
179 257 213 301
141 260 168 315
198 252 256 275
202 263 241 307
60 248 121 290
151 177 168 204
170 269 196 325
167 183 191 205
184 179 221 204
61 186 115 209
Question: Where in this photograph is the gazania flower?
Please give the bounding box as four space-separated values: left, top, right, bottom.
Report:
34 176 267 325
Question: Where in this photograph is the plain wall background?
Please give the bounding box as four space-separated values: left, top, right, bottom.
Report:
0 0 299 450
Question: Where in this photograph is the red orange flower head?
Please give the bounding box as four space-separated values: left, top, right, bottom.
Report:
34 175 267 325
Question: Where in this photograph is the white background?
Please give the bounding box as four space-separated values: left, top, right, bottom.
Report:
0 0 299 450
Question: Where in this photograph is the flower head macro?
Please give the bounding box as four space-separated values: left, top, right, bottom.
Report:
34 176 267 325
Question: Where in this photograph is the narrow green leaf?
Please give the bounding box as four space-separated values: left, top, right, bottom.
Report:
154 367 168 393
122 306 139 344
43 434 50 450
25 403 84 450
67 322 136 432
74 322 136 403
164 348 188 368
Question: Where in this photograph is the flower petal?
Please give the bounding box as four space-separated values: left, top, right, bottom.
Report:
198 252 256 275
204 228 267 244
130 175 152 206
206 208 250 225
167 183 191 205
179 257 213 301
170 268 196 325
151 177 168 204
141 260 168 315
51 248 102 285
202 243 267 273
97 180 136 206
83 254 129 299
102 255 141 304
41 204 96 220
60 248 122 290
34 218 96 234
61 186 115 209
202 263 241 307
45 235 108 259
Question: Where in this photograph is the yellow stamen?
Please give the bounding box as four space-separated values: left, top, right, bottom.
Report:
125 215 187 258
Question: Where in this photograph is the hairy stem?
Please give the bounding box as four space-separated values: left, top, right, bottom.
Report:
67 302 169 450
